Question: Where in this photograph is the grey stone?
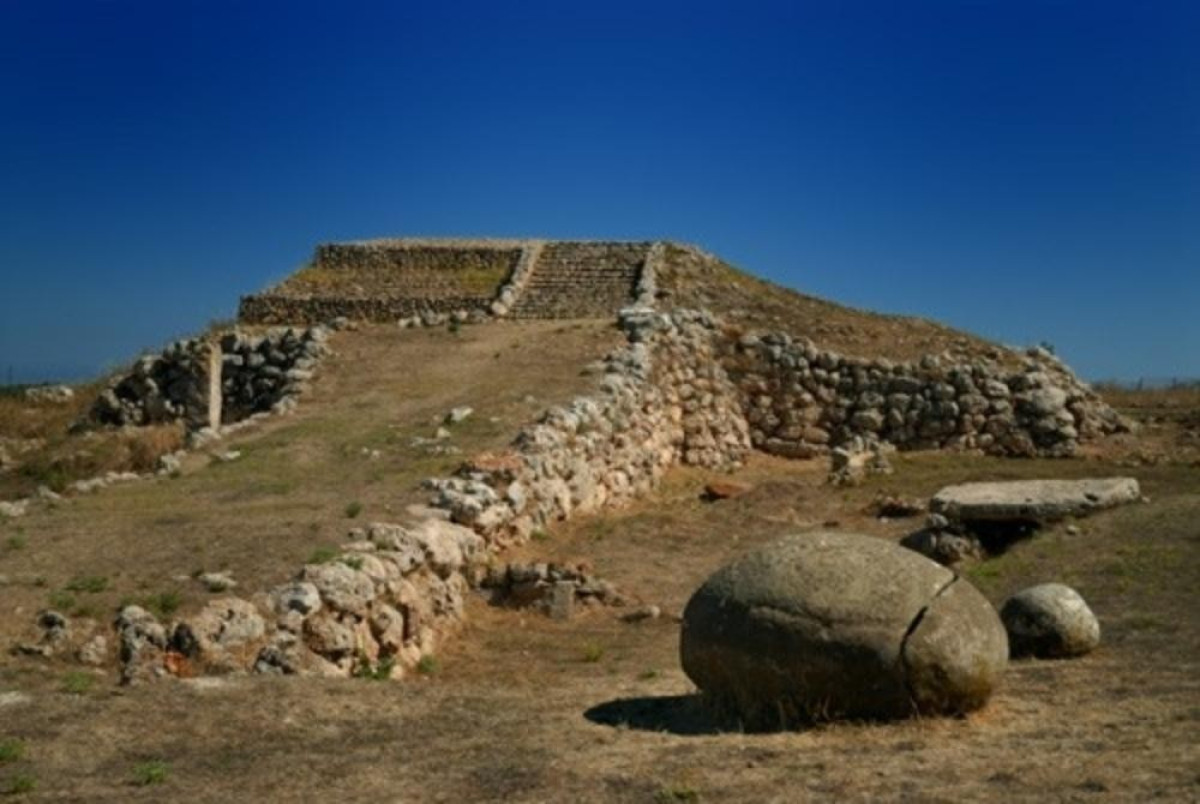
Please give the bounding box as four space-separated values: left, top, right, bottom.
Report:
0 500 28 518
931 478 1141 523
303 611 357 658
172 598 267 672
77 635 109 666
272 581 323 616
680 531 1007 726
1000 583 1100 658
300 562 376 616
548 581 575 620
445 406 474 424
198 572 236 592
900 529 984 566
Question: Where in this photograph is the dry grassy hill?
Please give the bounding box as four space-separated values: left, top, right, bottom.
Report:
0 245 1196 801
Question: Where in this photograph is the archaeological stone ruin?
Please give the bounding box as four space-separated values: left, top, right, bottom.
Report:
26 238 1134 717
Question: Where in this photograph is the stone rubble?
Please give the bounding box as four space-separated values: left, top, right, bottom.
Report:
24 384 75 403
480 561 629 616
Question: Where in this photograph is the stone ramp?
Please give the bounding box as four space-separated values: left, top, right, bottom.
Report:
506 241 648 319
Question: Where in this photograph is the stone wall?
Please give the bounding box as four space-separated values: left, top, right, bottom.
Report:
90 327 330 431
238 295 493 325
724 332 1129 459
239 239 532 325
426 308 752 548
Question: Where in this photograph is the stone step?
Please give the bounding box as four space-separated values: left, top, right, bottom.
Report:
507 242 648 318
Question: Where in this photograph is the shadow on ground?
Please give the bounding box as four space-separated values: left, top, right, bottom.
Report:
584 694 726 736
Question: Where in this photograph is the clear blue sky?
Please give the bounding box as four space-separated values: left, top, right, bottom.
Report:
1 1 1196 383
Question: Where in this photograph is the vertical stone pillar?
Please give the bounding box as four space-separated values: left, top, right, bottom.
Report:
204 339 223 431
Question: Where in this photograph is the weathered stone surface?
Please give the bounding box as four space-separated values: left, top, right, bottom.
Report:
1001 583 1101 658
300 562 376 616
680 531 1006 727
115 605 168 685
271 582 322 617
930 478 1140 523
172 598 267 672
900 528 985 566
24 384 75 403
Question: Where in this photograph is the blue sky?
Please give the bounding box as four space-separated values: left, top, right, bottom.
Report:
1 1 1196 383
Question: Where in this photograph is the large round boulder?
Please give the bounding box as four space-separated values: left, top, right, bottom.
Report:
680 531 1008 728
1000 583 1100 658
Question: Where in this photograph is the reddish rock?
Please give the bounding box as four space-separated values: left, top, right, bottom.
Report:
703 480 752 501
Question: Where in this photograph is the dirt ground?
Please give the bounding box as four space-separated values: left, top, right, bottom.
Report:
0 331 1197 802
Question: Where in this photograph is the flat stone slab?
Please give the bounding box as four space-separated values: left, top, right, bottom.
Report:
930 478 1140 523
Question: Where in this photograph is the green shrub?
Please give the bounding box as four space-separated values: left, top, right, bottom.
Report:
3 773 36 795
65 575 109 594
307 546 339 565
352 652 396 681
0 739 25 763
131 760 169 786
62 671 94 695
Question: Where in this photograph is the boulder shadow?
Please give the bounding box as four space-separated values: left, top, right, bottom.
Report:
584 694 725 736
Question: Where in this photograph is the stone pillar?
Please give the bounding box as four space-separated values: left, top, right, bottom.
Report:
204 340 223 431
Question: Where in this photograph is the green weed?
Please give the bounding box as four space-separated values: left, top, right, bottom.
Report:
307 546 339 565
62 671 94 695
65 575 109 594
0 739 24 764
2 773 36 795
131 760 169 786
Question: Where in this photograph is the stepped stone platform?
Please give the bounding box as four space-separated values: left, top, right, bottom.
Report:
238 238 652 325
506 241 649 319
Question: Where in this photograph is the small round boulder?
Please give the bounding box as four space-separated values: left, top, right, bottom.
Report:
1000 583 1100 658
680 531 1008 729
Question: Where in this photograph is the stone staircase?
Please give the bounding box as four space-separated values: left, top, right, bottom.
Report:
506 242 649 319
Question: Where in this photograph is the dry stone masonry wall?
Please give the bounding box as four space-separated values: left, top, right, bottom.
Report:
724 332 1129 459
90 327 330 431
426 308 752 549
239 239 532 325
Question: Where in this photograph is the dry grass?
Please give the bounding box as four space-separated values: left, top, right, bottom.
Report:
0 384 187 499
0 326 1196 802
279 262 511 299
658 243 1021 366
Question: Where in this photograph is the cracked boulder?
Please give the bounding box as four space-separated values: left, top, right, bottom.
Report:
680 531 1007 728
